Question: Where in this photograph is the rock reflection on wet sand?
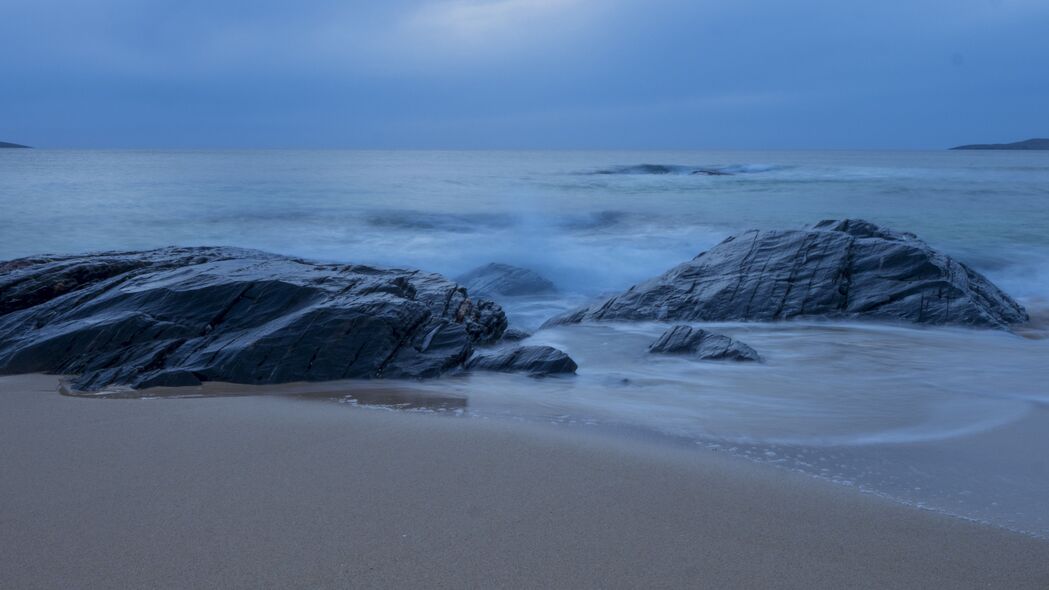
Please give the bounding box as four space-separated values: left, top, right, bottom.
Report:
60 378 469 412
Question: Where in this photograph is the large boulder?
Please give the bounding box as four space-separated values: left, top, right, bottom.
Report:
455 263 557 297
465 345 577 376
547 219 1028 329
0 247 509 391
648 325 761 362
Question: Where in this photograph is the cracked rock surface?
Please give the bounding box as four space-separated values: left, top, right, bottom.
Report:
546 219 1028 329
648 325 761 362
0 247 509 391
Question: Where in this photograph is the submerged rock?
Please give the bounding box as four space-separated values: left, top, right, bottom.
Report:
0 247 510 391
547 219 1028 329
455 263 557 297
465 345 577 376
648 325 761 362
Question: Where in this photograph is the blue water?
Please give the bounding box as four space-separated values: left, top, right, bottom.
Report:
2 148 1049 536
2 149 1048 298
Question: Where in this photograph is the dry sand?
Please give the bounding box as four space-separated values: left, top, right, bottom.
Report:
2 373 1048 589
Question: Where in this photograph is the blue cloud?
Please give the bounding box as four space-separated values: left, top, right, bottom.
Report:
1 0 1047 148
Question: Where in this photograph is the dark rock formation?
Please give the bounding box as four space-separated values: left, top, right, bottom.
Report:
591 164 731 176
0 247 511 391
950 138 1049 151
648 325 761 362
501 327 532 342
455 263 557 297
546 219 1028 330
0 141 30 148
464 345 577 376
588 164 782 176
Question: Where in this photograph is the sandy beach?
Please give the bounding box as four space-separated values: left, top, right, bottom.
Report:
1 374 1047 589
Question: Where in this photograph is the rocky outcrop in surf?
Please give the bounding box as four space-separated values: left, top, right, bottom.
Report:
546 219 1028 330
648 325 761 362
592 164 732 176
588 163 783 176
455 263 557 297
0 247 517 391
500 327 532 342
465 345 577 376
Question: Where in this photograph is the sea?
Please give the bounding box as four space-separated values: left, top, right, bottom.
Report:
2 148 1048 536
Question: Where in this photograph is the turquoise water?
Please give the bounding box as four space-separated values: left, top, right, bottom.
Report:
2 149 1049 535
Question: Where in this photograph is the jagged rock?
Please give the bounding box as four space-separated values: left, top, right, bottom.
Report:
465 345 577 376
455 263 557 297
0 247 509 391
547 219 1028 329
501 327 532 342
648 325 761 362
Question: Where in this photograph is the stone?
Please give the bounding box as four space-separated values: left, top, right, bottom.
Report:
464 345 577 376
591 164 731 176
501 327 532 341
546 219 1027 329
0 247 510 391
648 325 761 362
455 263 557 297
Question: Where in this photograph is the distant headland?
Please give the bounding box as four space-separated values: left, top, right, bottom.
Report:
0 141 31 148
950 138 1049 150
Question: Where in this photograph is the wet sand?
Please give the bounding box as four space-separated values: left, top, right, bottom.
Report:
2 374 1048 589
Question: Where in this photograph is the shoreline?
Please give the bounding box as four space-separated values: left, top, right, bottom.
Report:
58 361 1049 541
3 373 1049 588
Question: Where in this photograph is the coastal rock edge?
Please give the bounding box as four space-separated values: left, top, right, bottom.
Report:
0 247 519 391
546 219 1028 329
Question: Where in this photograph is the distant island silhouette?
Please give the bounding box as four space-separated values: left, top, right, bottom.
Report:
0 141 30 148
951 138 1049 150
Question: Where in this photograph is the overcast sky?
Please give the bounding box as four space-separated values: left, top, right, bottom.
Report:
2 0 1047 148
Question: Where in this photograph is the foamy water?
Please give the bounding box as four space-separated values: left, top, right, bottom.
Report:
2 148 1048 535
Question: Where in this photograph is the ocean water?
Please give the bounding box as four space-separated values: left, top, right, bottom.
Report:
2 149 1048 535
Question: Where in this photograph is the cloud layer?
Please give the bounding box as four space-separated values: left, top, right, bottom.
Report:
2 0 1047 147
